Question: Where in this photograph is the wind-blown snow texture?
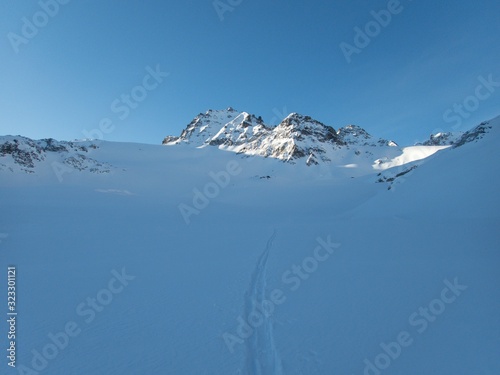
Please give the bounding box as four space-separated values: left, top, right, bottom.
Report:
1 113 499 375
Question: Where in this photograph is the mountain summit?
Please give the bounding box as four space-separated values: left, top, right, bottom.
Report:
162 108 399 165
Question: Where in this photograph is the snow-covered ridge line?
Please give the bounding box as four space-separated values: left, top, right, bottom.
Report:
162 108 400 166
162 108 497 167
0 136 112 174
0 114 497 179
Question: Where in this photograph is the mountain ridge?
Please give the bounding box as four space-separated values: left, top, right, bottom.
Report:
162 108 401 166
162 108 497 167
0 112 497 181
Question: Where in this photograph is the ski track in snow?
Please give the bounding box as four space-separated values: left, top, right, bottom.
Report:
243 230 283 375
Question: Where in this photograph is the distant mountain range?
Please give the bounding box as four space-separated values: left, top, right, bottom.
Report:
0 108 495 185
162 108 492 165
162 108 400 166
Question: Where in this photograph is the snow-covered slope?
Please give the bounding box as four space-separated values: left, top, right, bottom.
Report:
359 118 500 219
163 108 439 170
162 107 266 148
0 116 499 375
0 136 112 176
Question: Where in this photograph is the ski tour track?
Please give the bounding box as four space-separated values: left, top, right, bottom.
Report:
243 229 283 375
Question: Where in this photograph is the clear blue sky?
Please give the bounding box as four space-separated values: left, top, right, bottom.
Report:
1 0 499 145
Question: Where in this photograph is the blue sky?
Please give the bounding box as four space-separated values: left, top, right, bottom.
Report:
1 0 499 145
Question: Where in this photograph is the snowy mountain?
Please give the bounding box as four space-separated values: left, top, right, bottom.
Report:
453 120 493 148
337 124 398 148
418 121 494 149
163 108 401 166
0 136 111 175
420 131 464 146
161 107 262 147
1 111 495 185
0 115 499 375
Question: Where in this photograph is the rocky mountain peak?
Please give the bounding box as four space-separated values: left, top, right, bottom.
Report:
162 108 403 164
336 124 398 148
453 121 493 148
162 109 498 166
0 136 111 175
420 131 464 146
